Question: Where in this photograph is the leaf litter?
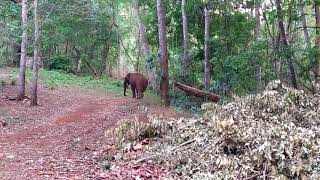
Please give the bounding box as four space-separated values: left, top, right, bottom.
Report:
111 80 320 179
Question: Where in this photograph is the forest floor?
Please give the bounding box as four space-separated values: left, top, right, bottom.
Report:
0 68 189 179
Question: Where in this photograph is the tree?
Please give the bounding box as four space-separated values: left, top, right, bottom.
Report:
300 0 311 49
157 0 169 105
133 0 157 91
181 0 190 77
16 0 28 101
255 0 263 91
275 0 298 89
313 0 320 94
204 5 210 89
31 0 40 105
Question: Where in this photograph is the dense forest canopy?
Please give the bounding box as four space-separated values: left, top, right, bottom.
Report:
0 0 319 107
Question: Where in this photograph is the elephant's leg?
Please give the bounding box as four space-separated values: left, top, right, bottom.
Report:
131 84 136 98
136 90 142 99
136 86 144 99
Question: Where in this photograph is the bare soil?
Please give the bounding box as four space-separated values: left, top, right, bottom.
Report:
0 71 188 179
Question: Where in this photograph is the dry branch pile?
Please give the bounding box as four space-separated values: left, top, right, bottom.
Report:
138 80 320 179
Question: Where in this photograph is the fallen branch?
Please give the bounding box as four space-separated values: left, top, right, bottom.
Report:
85 59 99 78
175 82 221 102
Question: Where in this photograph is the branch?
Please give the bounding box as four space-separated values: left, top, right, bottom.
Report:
118 35 136 65
288 26 320 36
262 9 274 43
44 4 56 23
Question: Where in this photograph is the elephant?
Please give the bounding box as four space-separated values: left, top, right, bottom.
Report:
124 72 148 99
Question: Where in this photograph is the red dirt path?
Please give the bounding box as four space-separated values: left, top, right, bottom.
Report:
0 83 186 179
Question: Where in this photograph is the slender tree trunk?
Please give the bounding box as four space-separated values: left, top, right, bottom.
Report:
181 0 190 77
31 0 40 106
255 0 263 91
103 41 111 76
76 58 82 76
313 1 320 94
157 0 169 106
300 0 316 93
204 6 210 89
104 24 113 77
17 0 28 101
275 0 298 89
74 47 82 76
133 0 157 91
300 0 311 49
274 33 281 79
64 41 69 55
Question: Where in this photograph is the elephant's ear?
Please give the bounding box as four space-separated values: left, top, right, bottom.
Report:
125 73 131 82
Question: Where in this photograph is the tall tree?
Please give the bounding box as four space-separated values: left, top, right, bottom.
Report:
275 0 298 89
181 0 190 77
133 0 157 91
17 0 28 101
204 6 210 88
299 0 311 49
313 0 320 94
255 0 263 91
157 0 169 105
31 0 40 105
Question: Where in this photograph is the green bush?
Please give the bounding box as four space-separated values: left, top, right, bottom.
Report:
45 55 76 73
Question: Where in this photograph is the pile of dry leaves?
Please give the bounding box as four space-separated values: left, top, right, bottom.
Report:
133 80 320 179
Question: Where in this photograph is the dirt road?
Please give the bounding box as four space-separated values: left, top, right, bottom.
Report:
0 83 183 179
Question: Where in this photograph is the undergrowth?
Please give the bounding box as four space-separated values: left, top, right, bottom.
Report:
1 68 124 96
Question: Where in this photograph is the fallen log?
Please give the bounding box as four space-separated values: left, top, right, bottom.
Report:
175 82 221 102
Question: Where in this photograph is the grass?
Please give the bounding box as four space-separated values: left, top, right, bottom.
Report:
2 67 160 104
24 69 124 96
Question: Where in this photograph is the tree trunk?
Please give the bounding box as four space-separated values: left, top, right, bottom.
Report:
133 0 157 91
181 0 190 77
300 0 311 49
103 42 111 76
204 6 210 89
313 1 320 94
74 47 82 76
104 24 113 77
31 0 40 106
275 0 298 89
17 0 28 101
64 41 69 55
175 82 221 102
255 0 263 91
157 0 169 106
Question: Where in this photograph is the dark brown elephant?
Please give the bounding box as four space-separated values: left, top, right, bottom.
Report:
124 72 148 99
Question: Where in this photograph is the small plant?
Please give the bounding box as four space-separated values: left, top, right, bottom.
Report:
0 80 6 85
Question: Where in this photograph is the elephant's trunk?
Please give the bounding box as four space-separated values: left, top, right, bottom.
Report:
124 81 128 96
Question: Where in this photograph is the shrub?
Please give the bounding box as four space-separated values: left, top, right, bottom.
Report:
45 55 76 73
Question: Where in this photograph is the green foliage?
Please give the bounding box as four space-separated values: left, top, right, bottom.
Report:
1 0 320 108
25 69 124 96
45 55 76 73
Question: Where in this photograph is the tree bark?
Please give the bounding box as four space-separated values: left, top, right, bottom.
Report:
31 0 40 106
181 0 190 77
133 0 157 91
255 0 263 91
275 0 298 89
157 0 169 106
17 0 28 101
300 0 311 49
73 47 82 76
313 1 320 94
175 82 221 102
204 6 210 89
